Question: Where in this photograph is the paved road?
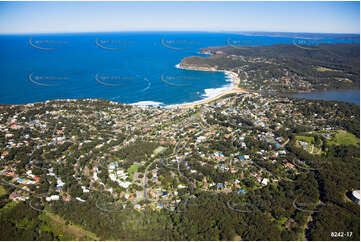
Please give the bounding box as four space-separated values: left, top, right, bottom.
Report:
173 140 182 156
143 159 157 200
281 138 290 148
226 200 255 213
0 179 48 198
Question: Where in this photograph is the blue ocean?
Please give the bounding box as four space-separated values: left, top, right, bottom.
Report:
0 32 359 105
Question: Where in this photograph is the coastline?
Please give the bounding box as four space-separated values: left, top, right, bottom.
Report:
167 64 248 109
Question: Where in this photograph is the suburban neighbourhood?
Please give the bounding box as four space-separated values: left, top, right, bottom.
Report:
0 93 359 213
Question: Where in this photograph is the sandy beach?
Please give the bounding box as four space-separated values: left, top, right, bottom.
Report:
169 65 248 109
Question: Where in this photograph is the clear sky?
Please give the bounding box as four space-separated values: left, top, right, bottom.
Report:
0 1 359 34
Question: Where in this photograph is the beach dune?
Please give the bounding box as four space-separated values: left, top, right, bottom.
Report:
170 64 248 109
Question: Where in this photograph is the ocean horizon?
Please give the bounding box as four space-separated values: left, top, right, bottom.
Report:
0 31 359 106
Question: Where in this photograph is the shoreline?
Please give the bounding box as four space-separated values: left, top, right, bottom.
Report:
167 64 248 109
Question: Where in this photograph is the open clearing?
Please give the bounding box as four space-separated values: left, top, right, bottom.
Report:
296 135 315 143
0 185 8 196
329 130 359 146
315 66 341 72
127 164 142 180
40 211 99 241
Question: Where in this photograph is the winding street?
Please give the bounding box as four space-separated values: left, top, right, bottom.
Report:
143 159 158 200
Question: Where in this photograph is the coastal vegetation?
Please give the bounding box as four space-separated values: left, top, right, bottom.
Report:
179 43 360 94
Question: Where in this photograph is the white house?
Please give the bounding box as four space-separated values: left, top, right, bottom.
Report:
46 195 60 201
261 178 269 185
76 197 86 202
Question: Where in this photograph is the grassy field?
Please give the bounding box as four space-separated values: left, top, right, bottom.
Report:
127 164 142 180
39 211 99 241
152 146 167 156
191 109 202 119
296 135 315 144
329 130 360 147
0 185 8 196
297 130 359 154
0 200 19 217
295 135 324 154
315 66 341 72
313 145 321 154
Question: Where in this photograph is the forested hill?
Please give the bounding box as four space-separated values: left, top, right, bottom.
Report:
180 43 360 93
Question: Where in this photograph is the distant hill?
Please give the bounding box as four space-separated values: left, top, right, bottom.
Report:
179 43 360 93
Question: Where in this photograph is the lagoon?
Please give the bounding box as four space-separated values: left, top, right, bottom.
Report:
292 89 360 106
